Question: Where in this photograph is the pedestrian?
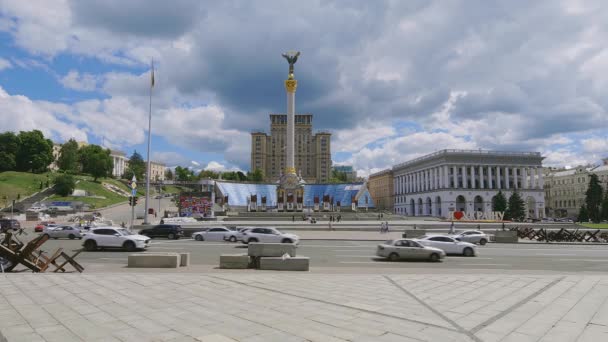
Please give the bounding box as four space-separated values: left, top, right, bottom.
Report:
449 221 455 234
380 221 385 233
385 221 389 233
337 214 341 222
329 221 333 231
378 214 381 220
292 215 295 222
381 213 384 219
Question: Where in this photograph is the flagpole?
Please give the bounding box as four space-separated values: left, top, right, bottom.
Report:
144 60 154 225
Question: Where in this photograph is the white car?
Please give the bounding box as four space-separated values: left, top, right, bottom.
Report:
376 239 446 262
82 227 151 252
416 235 477 256
192 227 239 242
240 227 299 244
451 230 489 245
43 225 83 240
236 227 255 241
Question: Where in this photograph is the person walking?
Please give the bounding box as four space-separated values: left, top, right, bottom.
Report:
385 221 389 233
337 214 341 222
380 221 385 233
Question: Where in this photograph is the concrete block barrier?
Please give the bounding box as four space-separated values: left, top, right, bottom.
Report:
247 243 296 257
220 254 251 269
494 230 518 243
179 252 190 267
259 256 309 271
128 253 180 268
402 229 427 238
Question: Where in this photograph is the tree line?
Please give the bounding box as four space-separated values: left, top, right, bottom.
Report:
0 130 54 173
164 167 264 182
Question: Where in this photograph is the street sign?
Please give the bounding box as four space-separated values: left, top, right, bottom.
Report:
131 189 136 196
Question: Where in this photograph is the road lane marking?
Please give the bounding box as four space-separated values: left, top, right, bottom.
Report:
447 257 494 260
339 261 385 264
335 255 377 258
535 253 575 256
458 264 511 266
558 258 608 262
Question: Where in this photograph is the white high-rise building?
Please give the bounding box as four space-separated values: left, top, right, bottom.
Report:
392 149 546 219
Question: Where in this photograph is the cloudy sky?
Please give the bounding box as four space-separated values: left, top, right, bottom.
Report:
0 0 607 176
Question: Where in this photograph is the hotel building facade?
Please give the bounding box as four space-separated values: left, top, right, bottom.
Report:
392 150 546 219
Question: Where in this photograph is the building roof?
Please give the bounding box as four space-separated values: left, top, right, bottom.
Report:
393 149 543 170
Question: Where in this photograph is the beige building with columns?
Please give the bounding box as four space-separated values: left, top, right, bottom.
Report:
392 149 546 219
368 169 394 211
147 161 166 182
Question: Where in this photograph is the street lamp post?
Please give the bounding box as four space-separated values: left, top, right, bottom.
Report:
158 181 163 220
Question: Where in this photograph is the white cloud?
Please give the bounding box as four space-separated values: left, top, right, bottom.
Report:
0 57 11 70
59 70 99 91
190 161 200 166
581 137 608 154
205 161 225 172
332 122 397 153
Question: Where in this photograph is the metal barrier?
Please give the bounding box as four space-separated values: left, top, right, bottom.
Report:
510 227 608 243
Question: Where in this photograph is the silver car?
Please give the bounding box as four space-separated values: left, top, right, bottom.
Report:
43 225 83 240
451 230 489 245
376 239 446 262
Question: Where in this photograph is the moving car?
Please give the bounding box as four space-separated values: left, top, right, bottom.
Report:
376 239 445 262
82 227 150 252
43 225 82 239
192 227 238 242
35 221 56 233
451 230 489 245
0 219 21 233
138 224 183 239
240 227 299 244
416 235 477 256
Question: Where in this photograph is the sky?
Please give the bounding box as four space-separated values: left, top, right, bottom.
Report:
0 0 607 177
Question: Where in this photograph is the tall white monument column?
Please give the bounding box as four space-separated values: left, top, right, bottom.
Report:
285 78 296 174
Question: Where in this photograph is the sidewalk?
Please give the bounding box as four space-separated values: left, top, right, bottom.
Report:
1 273 607 341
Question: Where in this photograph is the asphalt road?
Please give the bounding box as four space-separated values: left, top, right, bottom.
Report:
28 237 608 273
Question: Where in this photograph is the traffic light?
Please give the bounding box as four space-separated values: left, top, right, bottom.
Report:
128 196 133 206
133 196 138 206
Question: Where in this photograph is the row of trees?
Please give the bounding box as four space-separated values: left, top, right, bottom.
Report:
165 167 264 182
491 190 526 221
57 140 113 181
577 174 608 223
0 130 54 173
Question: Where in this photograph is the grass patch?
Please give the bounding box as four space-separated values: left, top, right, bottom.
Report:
578 223 608 229
0 171 53 203
49 178 128 210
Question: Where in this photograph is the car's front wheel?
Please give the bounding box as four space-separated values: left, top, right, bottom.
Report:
479 239 487 246
463 247 474 257
168 233 176 240
228 236 237 242
195 234 203 241
68 234 76 239
84 240 97 251
281 238 293 244
123 241 136 252
429 253 440 262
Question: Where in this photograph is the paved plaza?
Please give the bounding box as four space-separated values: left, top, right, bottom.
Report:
1 272 608 342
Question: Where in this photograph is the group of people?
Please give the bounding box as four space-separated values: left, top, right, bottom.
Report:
379 221 390 233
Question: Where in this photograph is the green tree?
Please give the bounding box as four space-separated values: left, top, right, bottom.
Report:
221 171 237 181
329 169 348 183
165 168 174 180
54 174 76 196
247 169 264 182
199 169 219 179
15 130 53 173
492 190 508 212
578 204 589 222
0 131 19 172
236 171 247 181
57 139 79 173
175 166 195 181
600 189 608 221
505 191 526 221
584 174 603 223
78 145 113 181
124 151 145 181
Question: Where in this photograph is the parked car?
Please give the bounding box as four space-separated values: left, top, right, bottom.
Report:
451 230 489 245
240 227 299 244
35 221 56 233
0 219 21 233
376 239 445 262
43 225 82 239
27 206 45 212
82 227 151 252
415 235 477 256
192 227 238 242
138 224 183 239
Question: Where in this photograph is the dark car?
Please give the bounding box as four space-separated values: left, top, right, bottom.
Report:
0 219 21 233
138 224 183 239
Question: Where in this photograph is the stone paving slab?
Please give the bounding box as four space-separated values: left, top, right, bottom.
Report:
1 273 608 341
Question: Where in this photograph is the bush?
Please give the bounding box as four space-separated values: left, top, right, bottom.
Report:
54 174 76 197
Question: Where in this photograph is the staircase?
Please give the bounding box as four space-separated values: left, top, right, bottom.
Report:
1 187 56 212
